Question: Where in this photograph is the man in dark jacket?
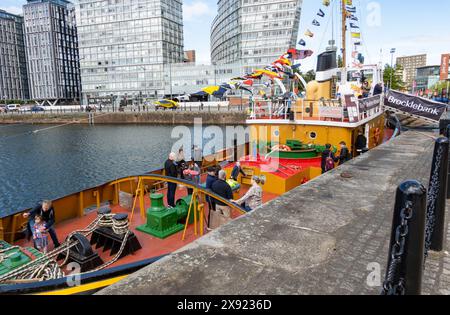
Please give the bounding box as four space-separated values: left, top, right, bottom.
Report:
231 162 246 181
373 83 383 96
205 167 217 228
23 200 60 248
321 144 336 174
355 131 367 156
164 152 178 207
337 141 351 166
211 170 233 218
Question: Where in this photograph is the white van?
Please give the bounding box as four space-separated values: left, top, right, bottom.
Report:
6 104 21 112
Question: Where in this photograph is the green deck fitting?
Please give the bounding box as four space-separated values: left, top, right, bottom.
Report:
137 193 192 239
0 241 44 276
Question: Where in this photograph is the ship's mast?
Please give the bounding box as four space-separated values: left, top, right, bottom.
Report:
341 0 347 68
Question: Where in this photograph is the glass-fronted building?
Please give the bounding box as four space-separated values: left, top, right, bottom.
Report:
0 9 29 101
211 0 302 72
23 0 80 103
163 61 246 96
76 0 184 103
415 65 440 92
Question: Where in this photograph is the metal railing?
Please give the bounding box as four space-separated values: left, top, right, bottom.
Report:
0 104 249 116
382 136 449 295
248 95 384 124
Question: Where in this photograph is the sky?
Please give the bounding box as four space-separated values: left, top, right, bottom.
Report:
2 0 449 71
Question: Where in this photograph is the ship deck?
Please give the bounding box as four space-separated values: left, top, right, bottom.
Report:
14 179 280 272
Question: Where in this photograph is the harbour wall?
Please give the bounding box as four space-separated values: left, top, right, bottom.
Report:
0 111 248 125
98 131 450 295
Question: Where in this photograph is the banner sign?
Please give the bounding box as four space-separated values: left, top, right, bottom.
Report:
358 95 381 111
384 90 447 122
319 106 343 119
344 95 359 123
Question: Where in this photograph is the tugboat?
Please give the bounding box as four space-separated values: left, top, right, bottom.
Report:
222 2 392 195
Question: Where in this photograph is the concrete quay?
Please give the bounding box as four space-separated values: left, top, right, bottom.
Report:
0 111 248 125
98 131 450 295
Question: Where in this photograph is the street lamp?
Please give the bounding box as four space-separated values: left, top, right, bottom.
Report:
389 48 396 90
78 56 86 108
212 62 217 86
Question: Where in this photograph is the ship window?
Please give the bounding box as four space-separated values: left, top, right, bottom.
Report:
309 132 317 140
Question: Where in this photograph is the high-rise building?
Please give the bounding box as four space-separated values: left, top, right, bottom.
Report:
211 0 302 72
440 53 450 81
396 54 426 92
76 0 184 103
0 9 29 101
23 0 80 104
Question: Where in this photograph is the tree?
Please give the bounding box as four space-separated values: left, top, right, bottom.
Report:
337 55 344 68
295 70 316 93
383 64 406 91
430 80 450 93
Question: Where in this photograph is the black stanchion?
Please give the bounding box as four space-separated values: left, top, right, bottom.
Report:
446 125 450 199
382 180 427 295
426 137 449 252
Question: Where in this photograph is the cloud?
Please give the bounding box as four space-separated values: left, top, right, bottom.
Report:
183 1 214 22
0 6 23 15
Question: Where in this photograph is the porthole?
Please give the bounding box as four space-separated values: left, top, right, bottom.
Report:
309 132 317 140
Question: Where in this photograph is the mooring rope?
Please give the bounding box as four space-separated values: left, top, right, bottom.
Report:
0 213 130 284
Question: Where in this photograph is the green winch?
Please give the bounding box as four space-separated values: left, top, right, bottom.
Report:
0 241 43 277
136 193 195 239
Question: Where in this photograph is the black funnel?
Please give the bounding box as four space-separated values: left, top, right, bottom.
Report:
316 50 337 72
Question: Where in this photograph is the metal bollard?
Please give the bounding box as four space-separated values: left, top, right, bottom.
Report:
426 137 449 252
446 125 450 199
382 180 427 295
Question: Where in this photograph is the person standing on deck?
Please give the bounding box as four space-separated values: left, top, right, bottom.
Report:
355 131 368 156
205 166 217 209
32 215 48 254
232 176 264 212
193 145 203 168
211 170 233 220
23 200 60 248
231 161 246 182
164 152 178 208
373 83 383 96
184 159 201 196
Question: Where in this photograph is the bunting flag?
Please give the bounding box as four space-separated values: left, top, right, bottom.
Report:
312 19 320 27
351 32 361 39
323 0 331 6
305 29 314 37
350 23 359 29
298 39 306 46
317 9 325 17
346 6 356 13
243 79 254 86
346 0 353 4
349 15 358 21
287 49 313 60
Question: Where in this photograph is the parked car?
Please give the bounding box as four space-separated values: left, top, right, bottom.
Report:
6 104 21 112
154 99 179 110
31 106 45 112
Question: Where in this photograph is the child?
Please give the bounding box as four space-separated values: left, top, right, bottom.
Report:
33 215 48 253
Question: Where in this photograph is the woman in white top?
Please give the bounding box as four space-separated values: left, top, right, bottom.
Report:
233 176 265 211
